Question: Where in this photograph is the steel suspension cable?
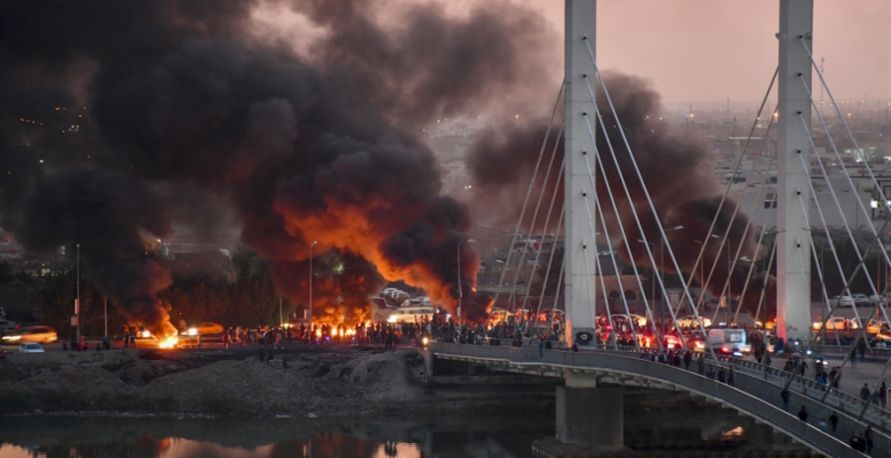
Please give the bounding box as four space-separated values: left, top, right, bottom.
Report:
794 148 871 346
590 185 642 350
582 40 715 359
751 240 777 331
579 93 688 351
586 150 664 352
511 124 565 316
520 152 566 316
712 154 778 325
581 191 620 349
534 206 565 331
676 68 779 317
798 76 891 336
798 114 891 334
579 211 613 349
696 119 779 320
491 84 565 313
731 183 778 326
790 187 844 345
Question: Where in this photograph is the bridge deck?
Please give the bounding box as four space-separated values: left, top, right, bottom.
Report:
431 342 883 457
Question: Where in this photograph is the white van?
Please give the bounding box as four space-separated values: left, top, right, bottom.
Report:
707 328 750 355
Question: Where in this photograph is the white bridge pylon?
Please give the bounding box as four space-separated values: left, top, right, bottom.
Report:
562 0 814 345
563 0 598 345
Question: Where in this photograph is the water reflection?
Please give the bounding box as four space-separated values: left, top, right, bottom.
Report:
0 416 543 458
1 434 422 458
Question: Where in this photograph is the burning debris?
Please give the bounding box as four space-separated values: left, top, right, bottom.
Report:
0 1 556 333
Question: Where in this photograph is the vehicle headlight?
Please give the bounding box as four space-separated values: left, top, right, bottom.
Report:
2 335 21 341
421 336 429 346
187 327 198 336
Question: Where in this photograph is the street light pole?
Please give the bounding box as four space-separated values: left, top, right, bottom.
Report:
639 225 683 331
103 297 108 339
309 240 318 331
693 239 706 308
75 243 80 343
456 239 476 324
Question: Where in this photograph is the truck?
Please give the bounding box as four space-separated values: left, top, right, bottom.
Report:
707 328 750 356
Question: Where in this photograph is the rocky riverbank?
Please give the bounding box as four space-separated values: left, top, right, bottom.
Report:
0 347 554 417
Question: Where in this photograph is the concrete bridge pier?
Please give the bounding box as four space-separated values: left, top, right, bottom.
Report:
555 374 624 451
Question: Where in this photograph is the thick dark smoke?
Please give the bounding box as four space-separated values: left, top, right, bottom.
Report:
469 73 771 313
0 0 556 331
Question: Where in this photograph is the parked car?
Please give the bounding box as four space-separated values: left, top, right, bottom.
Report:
852 293 871 306
18 343 45 353
676 315 712 329
869 294 886 306
813 316 853 331
829 295 855 308
1 325 58 344
865 319 889 335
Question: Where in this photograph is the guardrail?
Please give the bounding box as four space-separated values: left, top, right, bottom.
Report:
722 355 891 428
431 342 875 457
812 344 891 359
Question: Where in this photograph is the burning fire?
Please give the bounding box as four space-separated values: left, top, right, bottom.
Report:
137 318 181 349
158 336 179 349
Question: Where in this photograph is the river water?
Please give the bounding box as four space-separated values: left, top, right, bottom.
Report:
0 415 552 458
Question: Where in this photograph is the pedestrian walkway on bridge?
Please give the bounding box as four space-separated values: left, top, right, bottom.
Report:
430 341 887 457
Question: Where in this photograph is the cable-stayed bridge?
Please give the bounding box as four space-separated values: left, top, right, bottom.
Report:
449 0 891 455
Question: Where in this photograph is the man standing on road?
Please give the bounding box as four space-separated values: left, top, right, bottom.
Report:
857 337 868 362
683 350 692 370
798 405 808 423
828 412 839 433
879 381 887 409
860 383 871 402
781 388 791 411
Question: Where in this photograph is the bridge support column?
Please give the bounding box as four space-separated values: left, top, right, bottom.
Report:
555 383 623 450
563 0 598 348
776 0 813 342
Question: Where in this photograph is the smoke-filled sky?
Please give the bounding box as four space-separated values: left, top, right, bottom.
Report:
1 0 561 330
1 0 884 332
348 0 889 104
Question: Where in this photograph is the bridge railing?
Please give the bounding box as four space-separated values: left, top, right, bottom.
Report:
431 342 876 458
723 356 891 428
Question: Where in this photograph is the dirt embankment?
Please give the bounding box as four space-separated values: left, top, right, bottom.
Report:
0 349 435 417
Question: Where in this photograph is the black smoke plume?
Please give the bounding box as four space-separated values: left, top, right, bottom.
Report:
0 0 557 331
469 72 771 313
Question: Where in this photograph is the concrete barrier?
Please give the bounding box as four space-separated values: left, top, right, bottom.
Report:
5 349 138 367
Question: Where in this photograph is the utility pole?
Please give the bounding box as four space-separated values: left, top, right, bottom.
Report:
103 297 108 338
309 240 318 331
457 239 476 323
75 243 81 343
